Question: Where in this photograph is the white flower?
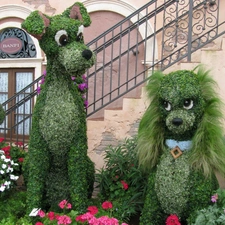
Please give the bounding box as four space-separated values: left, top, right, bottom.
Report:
4 158 10 163
2 164 7 169
0 170 4 174
0 185 5 192
6 167 13 173
4 181 11 188
10 174 19 180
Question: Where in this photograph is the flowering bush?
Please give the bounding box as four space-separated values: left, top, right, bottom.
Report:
190 188 225 224
76 201 129 225
0 138 27 196
35 200 128 225
95 136 148 222
0 151 19 193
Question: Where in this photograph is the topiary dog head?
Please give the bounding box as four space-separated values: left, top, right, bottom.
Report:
137 66 225 177
158 70 205 140
22 2 95 75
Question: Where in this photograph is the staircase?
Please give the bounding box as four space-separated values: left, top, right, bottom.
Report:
88 36 225 170
1 0 225 170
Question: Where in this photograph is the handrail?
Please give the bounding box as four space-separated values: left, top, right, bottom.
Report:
0 0 224 146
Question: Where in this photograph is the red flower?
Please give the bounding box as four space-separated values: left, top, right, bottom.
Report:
35 222 44 225
87 206 98 215
120 180 129 190
15 141 23 147
0 137 4 143
102 201 113 210
18 158 24 163
47 211 55 220
166 214 181 225
76 215 86 223
2 145 10 151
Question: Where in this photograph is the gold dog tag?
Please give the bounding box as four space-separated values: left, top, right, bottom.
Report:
170 146 183 159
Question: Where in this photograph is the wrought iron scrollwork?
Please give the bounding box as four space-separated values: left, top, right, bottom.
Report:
0 27 36 59
162 0 219 68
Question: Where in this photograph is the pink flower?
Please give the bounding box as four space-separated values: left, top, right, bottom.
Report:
47 211 55 220
56 215 72 225
166 214 181 225
37 210 45 218
102 201 113 210
211 193 218 203
76 215 86 223
35 222 44 225
120 180 129 190
87 206 98 215
58 200 72 209
97 216 119 225
0 137 4 142
82 212 94 220
71 76 76 80
121 223 129 225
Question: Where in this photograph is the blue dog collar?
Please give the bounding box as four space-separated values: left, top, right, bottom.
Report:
165 139 192 151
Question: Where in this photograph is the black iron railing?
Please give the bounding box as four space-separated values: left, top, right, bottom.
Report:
0 0 224 146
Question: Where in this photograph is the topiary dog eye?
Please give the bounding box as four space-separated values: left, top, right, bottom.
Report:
55 30 68 46
76 25 84 42
163 101 172 111
76 33 83 42
183 99 194 110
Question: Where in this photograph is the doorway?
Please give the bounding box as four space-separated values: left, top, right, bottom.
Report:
0 68 34 141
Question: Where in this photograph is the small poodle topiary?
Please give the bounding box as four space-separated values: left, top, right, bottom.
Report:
137 67 225 224
21 2 95 214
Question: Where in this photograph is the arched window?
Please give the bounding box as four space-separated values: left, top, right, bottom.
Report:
0 27 36 59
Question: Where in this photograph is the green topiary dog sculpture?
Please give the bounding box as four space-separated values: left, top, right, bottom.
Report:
22 2 95 213
137 67 225 224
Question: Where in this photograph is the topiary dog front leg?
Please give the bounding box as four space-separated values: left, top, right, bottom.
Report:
139 170 166 225
26 132 50 214
68 145 89 213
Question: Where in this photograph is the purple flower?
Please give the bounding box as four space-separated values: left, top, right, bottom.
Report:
82 74 87 81
37 86 41 94
71 76 76 80
43 70 47 76
211 194 218 203
84 100 88 108
78 83 88 91
39 77 45 84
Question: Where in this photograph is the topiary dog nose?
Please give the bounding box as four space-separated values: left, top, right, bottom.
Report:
172 118 183 126
82 49 93 60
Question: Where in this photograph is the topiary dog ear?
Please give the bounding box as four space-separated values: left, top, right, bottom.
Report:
62 2 91 27
21 10 50 40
